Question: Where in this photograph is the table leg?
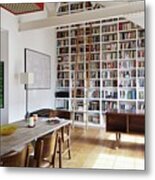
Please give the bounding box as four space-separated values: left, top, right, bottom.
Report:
115 132 121 149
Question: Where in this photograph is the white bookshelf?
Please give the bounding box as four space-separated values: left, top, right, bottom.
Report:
57 2 93 16
56 17 145 128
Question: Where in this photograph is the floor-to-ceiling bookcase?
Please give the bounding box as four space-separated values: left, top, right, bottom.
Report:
55 17 145 128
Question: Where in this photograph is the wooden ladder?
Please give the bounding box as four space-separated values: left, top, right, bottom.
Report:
73 25 81 126
85 23 93 128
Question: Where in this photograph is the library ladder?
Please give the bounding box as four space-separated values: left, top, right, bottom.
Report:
72 25 82 127
85 23 93 129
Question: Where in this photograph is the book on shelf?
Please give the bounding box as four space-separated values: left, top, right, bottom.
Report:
102 24 117 33
119 22 136 31
102 101 117 111
102 34 117 42
55 99 69 110
104 90 118 99
74 113 84 122
88 115 100 124
139 91 144 99
119 31 136 40
119 102 136 112
119 89 136 100
138 69 145 77
88 101 100 111
89 89 100 98
119 50 136 59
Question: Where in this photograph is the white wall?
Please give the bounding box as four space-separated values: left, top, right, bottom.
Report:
1 8 56 123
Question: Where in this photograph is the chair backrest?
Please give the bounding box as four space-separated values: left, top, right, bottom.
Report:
1 145 30 167
34 132 56 162
49 110 71 119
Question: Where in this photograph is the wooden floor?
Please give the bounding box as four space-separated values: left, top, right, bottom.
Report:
56 127 145 170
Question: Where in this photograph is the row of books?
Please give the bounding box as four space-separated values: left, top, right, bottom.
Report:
57 64 69 71
86 53 100 61
120 41 136 49
119 70 136 78
103 61 117 69
88 101 100 110
88 116 100 124
57 39 69 47
57 80 70 87
138 50 145 58
103 43 117 51
89 89 100 98
139 91 144 99
138 30 145 38
71 72 84 79
86 35 100 43
103 90 118 99
119 102 136 111
71 37 84 45
119 79 136 87
102 24 117 33
72 80 85 87
71 29 84 37
58 47 69 54
89 72 100 79
71 55 84 62
102 70 117 79
102 80 117 87
102 34 117 42
57 72 69 79
103 52 117 60
120 89 137 99
137 39 145 48
72 101 84 111
57 31 69 38
55 99 69 110
119 22 136 31
102 101 117 111
74 113 84 122
120 31 136 40
71 63 84 71
72 89 85 98
119 51 136 59
138 61 145 68
138 79 145 87
138 102 145 111
138 69 145 77
119 60 136 69
57 56 69 63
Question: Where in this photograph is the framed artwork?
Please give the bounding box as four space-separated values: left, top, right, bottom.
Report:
25 48 51 90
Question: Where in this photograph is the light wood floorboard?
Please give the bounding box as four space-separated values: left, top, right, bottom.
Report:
55 127 145 170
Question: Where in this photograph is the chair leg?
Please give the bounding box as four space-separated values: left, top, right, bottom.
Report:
51 133 58 168
67 139 71 159
58 135 62 168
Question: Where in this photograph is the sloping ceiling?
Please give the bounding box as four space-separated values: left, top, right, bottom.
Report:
0 3 44 15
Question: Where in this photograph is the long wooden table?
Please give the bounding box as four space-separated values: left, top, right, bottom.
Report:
106 110 145 148
0 118 71 158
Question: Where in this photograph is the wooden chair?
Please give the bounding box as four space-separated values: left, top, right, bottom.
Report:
29 131 58 168
49 110 71 166
60 124 71 159
1 144 31 167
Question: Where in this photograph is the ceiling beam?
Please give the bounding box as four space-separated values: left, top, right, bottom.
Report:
19 1 144 31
